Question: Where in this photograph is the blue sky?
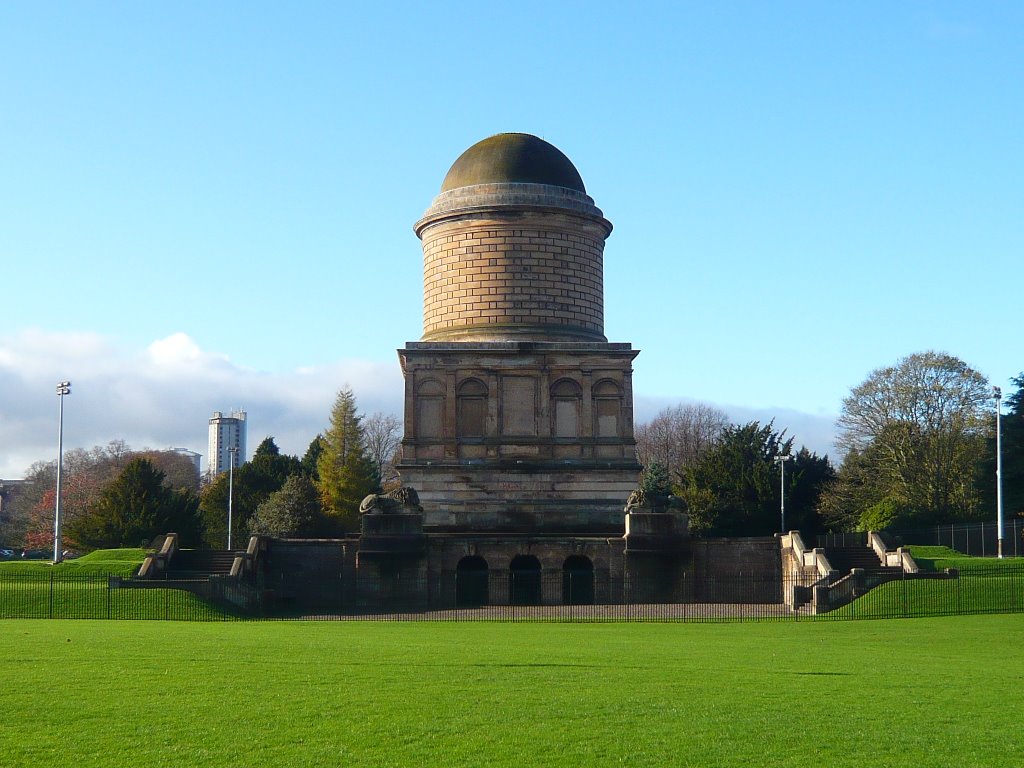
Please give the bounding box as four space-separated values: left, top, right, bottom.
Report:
1 2 1020 477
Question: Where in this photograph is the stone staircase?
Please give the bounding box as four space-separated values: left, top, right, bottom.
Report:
784 532 924 614
164 549 241 579
822 545 897 575
816 544 906 609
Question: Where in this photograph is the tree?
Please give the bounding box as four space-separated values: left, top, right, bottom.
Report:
363 412 403 489
198 437 302 548
18 441 143 549
635 403 728 484
316 388 379 531
1002 374 1024 520
640 460 672 497
135 450 201 493
1 462 54 548
835 351 990 525
676 421 832 537
67 458 201 549
785 447 835 537
248 475 324 537
301 435 326 480
677 422 792 536
980 372 1024 524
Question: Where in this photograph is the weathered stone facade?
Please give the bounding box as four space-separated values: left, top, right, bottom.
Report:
396 341 641 532
418 194 609 342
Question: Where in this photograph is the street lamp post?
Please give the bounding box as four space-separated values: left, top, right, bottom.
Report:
774 453 793 533
227 447 239 551
53 381 71 564
994 387 1005 559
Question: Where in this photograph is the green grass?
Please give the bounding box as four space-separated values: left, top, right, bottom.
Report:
0 578 235 620
1 616 1022 767
830 574 1024 618
826 547 1024 618
0 548 146 576
0 549 234 620
905 545 1024 572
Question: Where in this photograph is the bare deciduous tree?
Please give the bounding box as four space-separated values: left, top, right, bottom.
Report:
635 403 729 483
835 350 990 523
363 411 403 490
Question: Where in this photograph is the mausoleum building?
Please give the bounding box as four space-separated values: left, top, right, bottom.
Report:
260 134 779 611
398 132 642 534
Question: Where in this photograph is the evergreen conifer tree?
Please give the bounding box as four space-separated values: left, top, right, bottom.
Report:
316 388 380 531
69 457 200 548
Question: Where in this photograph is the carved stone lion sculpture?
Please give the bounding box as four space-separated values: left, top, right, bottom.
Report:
359 486 423 515
624 488 687 514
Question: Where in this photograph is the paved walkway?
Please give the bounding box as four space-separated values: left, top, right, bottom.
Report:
295 602 799 621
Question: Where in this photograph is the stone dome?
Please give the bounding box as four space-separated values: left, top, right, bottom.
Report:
416 133 610 344
440 133 587 194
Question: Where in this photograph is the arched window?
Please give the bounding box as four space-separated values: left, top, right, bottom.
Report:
416 379 445 438
456 556 489 607
457 379 488 438
550 379 582 438
562 555 594 605
509 555 542 605
592 380 621 438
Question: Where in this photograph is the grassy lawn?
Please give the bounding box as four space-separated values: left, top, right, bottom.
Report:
0 550 234 620
1 616 1021 767
825 547 1024 619
0 548 146 577
905 545 1024 572
830 574 1024 618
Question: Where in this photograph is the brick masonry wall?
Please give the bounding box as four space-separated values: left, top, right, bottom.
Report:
420 213 608 341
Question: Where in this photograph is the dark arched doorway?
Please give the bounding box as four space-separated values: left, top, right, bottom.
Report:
456 556 489 607
509 555 542 605
562 555 595 605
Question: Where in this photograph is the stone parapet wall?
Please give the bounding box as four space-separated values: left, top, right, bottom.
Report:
690 538 782 581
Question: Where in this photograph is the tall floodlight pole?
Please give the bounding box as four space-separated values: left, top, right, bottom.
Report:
994 387 1005 559
774 453 793 533
227 446 239 550
53 381 72 563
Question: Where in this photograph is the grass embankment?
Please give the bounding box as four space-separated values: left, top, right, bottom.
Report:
0 548 146 576
905 545 1022 572
1 616 1022 767
0 549 232 620
831 546 1024 619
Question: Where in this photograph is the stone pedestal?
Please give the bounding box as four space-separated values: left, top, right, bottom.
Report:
624 511 689 553
623 511 690 603
356 510 428 611
359 512 426 556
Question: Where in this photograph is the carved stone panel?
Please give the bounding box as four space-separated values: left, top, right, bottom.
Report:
502 376 537 436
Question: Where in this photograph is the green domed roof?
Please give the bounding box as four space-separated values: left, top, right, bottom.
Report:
440 133 586 194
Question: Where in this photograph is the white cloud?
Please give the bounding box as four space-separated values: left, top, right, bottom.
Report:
0 330 404 477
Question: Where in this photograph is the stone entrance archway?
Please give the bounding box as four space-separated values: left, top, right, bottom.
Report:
509 555 542 605
562 555 595 605
455 556 489 607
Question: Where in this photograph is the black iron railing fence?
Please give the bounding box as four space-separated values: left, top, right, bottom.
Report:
885 520 1024 558
1 566 1023 622
817 521 1024 558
